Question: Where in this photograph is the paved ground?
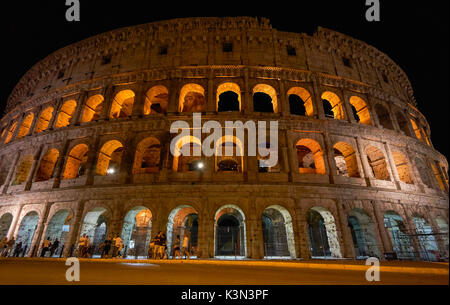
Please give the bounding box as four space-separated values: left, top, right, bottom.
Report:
0 259 448 285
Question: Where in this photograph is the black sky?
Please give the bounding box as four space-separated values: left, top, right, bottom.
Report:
0 0 448 159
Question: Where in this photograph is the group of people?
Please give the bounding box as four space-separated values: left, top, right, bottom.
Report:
40 237 61 257
0 237 23 258
77 234 124 259
148 232 192 260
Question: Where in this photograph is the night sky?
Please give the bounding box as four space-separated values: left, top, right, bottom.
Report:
0 0 448 159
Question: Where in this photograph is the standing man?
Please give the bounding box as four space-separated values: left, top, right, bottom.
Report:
50 238 60 257
182 234 190 260
112 234 123 258
78 234 87 258
41 237 52 257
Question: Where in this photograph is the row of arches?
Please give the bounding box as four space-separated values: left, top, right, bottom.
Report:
1 204 448 261
7 135 447 193
1 82 430 147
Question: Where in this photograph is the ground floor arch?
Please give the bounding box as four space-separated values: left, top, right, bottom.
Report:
262 205 296 258
306 207 342 258
412 216 439 261
214 205 247 258
16 211 39 256
384 211 415 260
121 206 152 258
0 213 13 239
347 209 381 259
167 205 199 258
43 209 72 257
79 207 109 257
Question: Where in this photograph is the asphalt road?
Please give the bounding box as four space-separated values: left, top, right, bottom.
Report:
0 260 448 285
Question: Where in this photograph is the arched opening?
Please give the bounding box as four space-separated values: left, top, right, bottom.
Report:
349 96 371 125
167 206 199 258
307 207 342 258
172 136 203 173
34 107 54 133
333 142 360 178
0 213 13 239
215 205 247 258
81 95 104 123
253 84 278 113
430 161 446 191
35 149 60 182
375 104 394 130
96 140 124 176
179 84 206 113
392 151 413 184
384 211 415 260
110 90 135 119
79 207 109 258
43 210 72 257
215 136 244 173
347 209 381 259
395 112 413 137
133 137 161 174
409 118 423 141
262 206 296 258
17 113 34 139
414 157 434 188
4 122 18 144
296 139 326 175
322 92 344 120
55 100 77 129
217 83 241 112
63 144 89 180
144 86 168 115
121 207 152 258
12 155 34 185
16 211 39 256
287 87 313 117
436 217 449 258
365 146 391 181
412 215 439 261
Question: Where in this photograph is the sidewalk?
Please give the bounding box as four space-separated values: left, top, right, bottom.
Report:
2 257 448 275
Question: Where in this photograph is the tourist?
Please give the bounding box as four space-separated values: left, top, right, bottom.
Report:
41 237 52 257
153 232 163 259
112 234 123 258
78 234 88 258
13 242 22 257
101 236 112 258
182 234 190 260
50 238 60 257
173 235 181 259
160 233 167 259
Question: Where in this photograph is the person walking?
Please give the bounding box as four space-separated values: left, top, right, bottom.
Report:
50 238 60 257
160 233 167 259
112 234 123 258
13 242 22 257
78 234 88 258
101 236 112 258
182 234 190 260
153 232 162 259
41 237 52 258
5 237 15 257
173 235 181 259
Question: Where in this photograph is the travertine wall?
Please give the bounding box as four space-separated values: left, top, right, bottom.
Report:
0 17 448 260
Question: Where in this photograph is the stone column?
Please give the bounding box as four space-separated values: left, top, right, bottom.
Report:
100 86 116 121
119 134 136 184
400 206 422 260
310 73 325 120
384 143 401 189
335 200 356 259
71 91 88 126
8 205 24 240
286 132 298 181
168 79 180 113
247 201 264 259
293 204 311 259
207 70 215 112
30 202 52 257
1 152 21 194
131 84 147 118
48 98 63 130
342 94 356 124
28 109 40 136
243 68 252 115
25 147 44 191
323 132 336 184
197 211 214 258
52 141 71 188
355 137 373 186
63 201 86 257
85 134 102 186
371 201 393 256
279 80 289 117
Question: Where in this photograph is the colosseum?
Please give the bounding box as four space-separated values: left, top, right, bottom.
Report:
0 17 448 262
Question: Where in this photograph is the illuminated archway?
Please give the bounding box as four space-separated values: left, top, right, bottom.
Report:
179 84 206 113
253 84 278 113
287 87 313 117
12 155 34 185
349 96 371 125
0 213 13 239
43 210 72 257
55 100 77 128
395 111 413 137
296 139 326 175
215 135 244 173
375 104 394 130
81 95 104 123
79 207 109 257
322 92 344 120
262 205 296 258
333 142 360 178
167 205 199 258
347 209 381 258
35 149 60 182
307 207 342 258
96 140 124 176
217 83 241 112
172 136 203 173
16 211 39 256
144 86 168 115
4 122 17 144
214 205 247 258
17 113 34 139
133 137 162 174
392 151 413 184
62 144 89 180
35 107 54 133
110 90 135 118
121 207 152 258
365 146 391 181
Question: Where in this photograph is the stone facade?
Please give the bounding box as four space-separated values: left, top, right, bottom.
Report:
0 17 448 260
